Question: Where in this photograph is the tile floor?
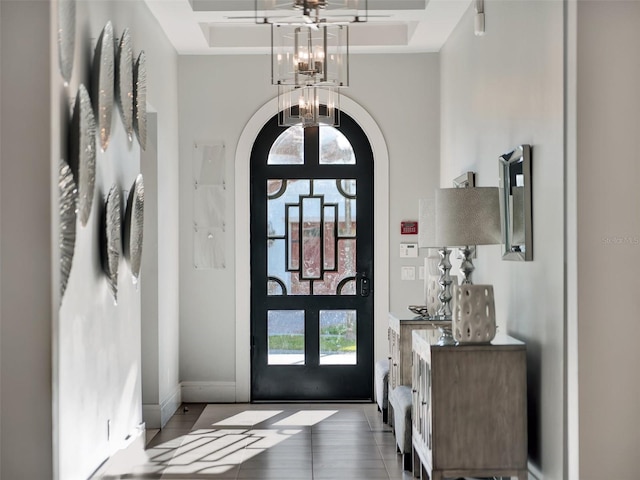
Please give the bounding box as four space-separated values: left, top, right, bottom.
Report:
95 402 417 480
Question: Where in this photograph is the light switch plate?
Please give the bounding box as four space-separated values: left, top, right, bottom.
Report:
418 266 426 280
401 266 416 281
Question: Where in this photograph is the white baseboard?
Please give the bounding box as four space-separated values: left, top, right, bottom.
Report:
91 423 146 478
161 384 182 426
181 381 236 403
142 404 161 429
142 384 182 429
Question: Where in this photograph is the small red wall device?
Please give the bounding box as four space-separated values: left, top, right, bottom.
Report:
401 221 418 235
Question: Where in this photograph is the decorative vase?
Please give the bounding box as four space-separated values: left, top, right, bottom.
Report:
452 284 496 344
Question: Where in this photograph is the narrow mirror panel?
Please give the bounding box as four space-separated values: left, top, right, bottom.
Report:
499 144 532 261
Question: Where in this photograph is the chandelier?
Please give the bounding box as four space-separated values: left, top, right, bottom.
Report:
256 1 368 127
255 1 368 25
278 85 339 128
271 22 348 88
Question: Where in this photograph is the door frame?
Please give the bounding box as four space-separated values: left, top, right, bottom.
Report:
235 94 389 402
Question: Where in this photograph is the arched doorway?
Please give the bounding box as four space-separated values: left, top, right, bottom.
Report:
235 95 389 402
250 113 374 401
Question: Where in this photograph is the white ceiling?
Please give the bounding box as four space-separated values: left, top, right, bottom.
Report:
144 0 472 55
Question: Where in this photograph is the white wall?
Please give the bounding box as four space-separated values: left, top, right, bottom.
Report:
1 2 53 478
177 53 440 399
50 1 179 478
439 1 564 478
571 2 640 478
348 55 441 314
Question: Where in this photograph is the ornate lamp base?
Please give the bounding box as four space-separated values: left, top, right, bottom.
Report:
436 324 456 345
459 245 475 284
435 247 452 319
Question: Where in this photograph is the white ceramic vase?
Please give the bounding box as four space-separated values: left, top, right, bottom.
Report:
452 284 496 344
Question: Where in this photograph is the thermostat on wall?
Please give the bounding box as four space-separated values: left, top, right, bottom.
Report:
400 243 419 258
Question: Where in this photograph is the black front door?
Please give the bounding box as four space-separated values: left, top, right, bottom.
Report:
250 112 374 401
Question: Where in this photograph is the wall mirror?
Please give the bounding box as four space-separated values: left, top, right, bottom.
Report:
499 144 532 261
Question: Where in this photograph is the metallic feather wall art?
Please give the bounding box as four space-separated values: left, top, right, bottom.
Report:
133 51 147 150
123 174 145 284
101 185 122 304
69 84 96 227
57 0 76 84
116 28 134 141
59 157 78 301
92 21 114 151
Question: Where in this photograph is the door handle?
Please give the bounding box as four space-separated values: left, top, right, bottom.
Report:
359 273 370 297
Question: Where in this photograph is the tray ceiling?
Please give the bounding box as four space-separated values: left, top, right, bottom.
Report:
144 0 472 54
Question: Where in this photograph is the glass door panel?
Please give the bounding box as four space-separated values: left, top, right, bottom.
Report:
268 310 305 365
319 310 357 365
266 179 357 296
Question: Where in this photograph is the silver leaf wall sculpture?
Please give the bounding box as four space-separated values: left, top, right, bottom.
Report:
116 28 134 141
133 51 147 150
59 157 78 301
69 84 96 227
102 185 122 304
92 21 114 151
123 174 145 283
57 0 76 84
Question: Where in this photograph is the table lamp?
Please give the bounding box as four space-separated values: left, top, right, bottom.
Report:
434 187 501 284
434 187 501 343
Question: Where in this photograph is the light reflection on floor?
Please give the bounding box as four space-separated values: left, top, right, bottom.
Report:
97 409 337 478
93 403 413 480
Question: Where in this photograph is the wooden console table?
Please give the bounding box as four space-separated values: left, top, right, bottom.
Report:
411 331 528 480
388 312 440 391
